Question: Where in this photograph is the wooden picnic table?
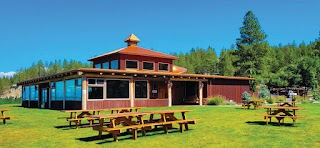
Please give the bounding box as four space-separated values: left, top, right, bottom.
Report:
143 110 199 134
258 106 306 126
0 108 11 124
90 112 150 142
275 101 296 107
242 100 264 109
60 107 145 129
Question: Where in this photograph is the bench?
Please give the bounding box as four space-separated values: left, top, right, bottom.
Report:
93 118 200 142
257 114 305 126
0 116 11 124
67 117 97 129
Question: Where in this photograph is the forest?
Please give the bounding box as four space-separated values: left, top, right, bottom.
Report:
1 11 320 95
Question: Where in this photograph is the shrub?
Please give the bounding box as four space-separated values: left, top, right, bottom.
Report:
207 95 226 105
311 89 320 100
301 99 310 104
266 97 276 104
275 96 286 102
242 91 251 101
258 84 270 98
293 95 304 102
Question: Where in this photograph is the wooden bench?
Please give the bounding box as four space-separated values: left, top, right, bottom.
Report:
257 114 305 126
0 116 11 124
67 117 97 129
93 118 200 142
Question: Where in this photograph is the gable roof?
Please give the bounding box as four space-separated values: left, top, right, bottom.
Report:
88 46 178 61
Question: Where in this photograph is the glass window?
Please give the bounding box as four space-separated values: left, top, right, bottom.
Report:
97 79 104 84
126 60 138 69
95 63 101 68
159 63 169 71
51 82 56 101
75 86 82 101
111 60 119 69
143 62 154 70
75 78 82 86
66 79 75 100
35 85 38 100
56 81 64 100
88 87 103 99
23 86 29 100
102 62 109 69
88 79 96 84
135 81 148 98
107 80 129 99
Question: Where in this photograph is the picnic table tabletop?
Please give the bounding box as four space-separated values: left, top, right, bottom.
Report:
259 106 305 110
143 110 192 114
89 112 150 119
0 108 10 111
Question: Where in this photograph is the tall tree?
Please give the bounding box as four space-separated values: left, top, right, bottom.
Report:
218 49 235 76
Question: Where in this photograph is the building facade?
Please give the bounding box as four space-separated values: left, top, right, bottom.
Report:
18 34 254 110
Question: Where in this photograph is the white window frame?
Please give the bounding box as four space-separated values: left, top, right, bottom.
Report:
158 62 170 72
125 60 139 70
106 79 131 100
142 61 155 71
87 78 105 100
134 80 149 99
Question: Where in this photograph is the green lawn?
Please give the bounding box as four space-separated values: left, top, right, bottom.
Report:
0 103 319 148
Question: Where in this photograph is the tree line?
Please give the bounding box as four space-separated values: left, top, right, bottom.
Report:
0 59 90 94
172 11 320 92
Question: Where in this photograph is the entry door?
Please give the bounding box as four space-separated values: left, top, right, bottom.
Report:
41 89 48 109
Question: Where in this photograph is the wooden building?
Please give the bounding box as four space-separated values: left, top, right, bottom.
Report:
17 34 254 110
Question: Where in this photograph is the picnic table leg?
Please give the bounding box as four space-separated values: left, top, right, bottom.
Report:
138 115 146 136
3 118 6 124
161 114 168 134
265 116 269 125
182 112 189 130
110 119 118 142
98 119 104 139
179 123 184 133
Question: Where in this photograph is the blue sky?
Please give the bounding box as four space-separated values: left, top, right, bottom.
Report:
0 0 319 74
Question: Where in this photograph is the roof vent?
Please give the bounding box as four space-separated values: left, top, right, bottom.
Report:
124 33 140 46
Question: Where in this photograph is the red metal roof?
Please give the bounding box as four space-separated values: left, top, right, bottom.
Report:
88 46 178 61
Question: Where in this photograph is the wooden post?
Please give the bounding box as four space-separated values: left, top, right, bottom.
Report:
48 81 51 109
63 79 66 110
130 79 134 107
168 81 172 107
199 81 203 106
81 76 87 110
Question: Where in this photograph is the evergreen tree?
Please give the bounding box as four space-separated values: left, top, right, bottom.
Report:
218 49 235 76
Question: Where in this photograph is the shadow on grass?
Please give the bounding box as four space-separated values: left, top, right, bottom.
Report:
77 127 190 144
12 105 23 108
246 121 297 127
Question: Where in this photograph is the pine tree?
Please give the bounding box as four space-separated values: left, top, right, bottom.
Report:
218 49 235 76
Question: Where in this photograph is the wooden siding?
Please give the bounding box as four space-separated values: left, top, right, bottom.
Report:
86 100 131 109
207 79 250 103
65 101 82 110
120 54 173 72
134 99 168 107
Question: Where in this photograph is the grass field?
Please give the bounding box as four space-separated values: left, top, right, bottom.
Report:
0 103 319 148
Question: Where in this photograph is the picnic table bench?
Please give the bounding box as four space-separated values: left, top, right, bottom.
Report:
1 108 11 124
276 101 296 107
257 106 306 126
89 110 200 142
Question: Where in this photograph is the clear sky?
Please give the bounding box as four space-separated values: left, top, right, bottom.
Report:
0 0 319 75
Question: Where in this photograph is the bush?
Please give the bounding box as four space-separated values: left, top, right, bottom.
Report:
311 89 320 100
207 95 226 105
276 96 286 102
293 95 304 102
301 99 310 104
242 91 251 101
266 97 276 104
258 84 270 98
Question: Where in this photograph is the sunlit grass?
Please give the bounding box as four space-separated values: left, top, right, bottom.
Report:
0 104 319 147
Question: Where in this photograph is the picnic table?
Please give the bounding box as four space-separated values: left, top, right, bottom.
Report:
276 101 296 107
90 112 150 142
60 107 145 129
242 100 264 109
89 110 199 142
258 106 306 126
0 108 11 124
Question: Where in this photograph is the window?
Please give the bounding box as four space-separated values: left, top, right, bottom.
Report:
126 60 138 69
135 81 148 98
87 78 104 100
102 62 109 69
106 80 129 99
51 83 56 101
88 87 103 99
29 85 38 101
110 60 119 69
23 86 29 101
143 62 154 70
75 78 82 101
66 79 75 101
159 63 169 71
55 81 64 100
95 63 101 68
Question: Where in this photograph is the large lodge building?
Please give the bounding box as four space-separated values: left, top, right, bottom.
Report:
17 34 254 110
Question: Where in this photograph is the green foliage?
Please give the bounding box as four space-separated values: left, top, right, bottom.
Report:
293 95 304 102
258 84 270 98
311 89 320 100
242 91 251 101
206 95 226 105
265 97 276 104
301 99 310 104
218 49 235 76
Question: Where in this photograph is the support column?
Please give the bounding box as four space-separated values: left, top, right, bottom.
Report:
63 79 66 110
130 79 134 107
48 81 51 109
168 81 172 107
81 76 87 110
199 81 203 106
